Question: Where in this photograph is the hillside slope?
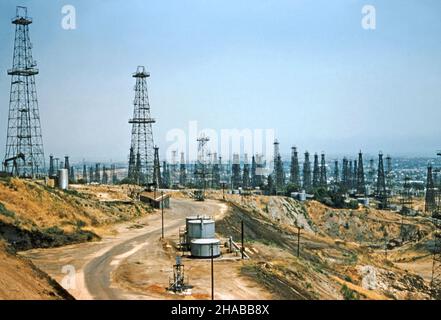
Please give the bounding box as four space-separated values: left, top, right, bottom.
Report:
0 241 73 300
215 193 433 300
0 178 152 250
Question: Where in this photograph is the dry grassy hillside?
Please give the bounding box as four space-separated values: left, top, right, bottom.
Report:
0 241 73 300
213 193 434 300
0 178 152 250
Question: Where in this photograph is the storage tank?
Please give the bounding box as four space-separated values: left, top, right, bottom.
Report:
298 191 307 202
58 169 69 190
190 239 220 258
187 219 215 242
185 216 210 232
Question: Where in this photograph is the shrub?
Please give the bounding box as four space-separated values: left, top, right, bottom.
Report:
0 202 15 218
341 284 359 300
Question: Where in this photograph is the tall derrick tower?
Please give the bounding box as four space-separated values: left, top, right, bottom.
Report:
425 165 436 212
320 152 327 188
153 146 162 188
231 153 241 189
341 157 348 190
290 147 300 187
333 160 339 187
376 152 388 209
356 151 366 195
127 66 155 185
195 135 210 190
179 152 187 187
82 164 87 183
312 153 320 188
4 7 45 177
212 154 220 188
242 154 250 189
303 151 312 191
273 140 285 191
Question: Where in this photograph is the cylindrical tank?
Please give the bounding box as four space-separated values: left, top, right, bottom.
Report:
190 239 220 258
187 219 215 242
185 216 210 232
58 169 69 190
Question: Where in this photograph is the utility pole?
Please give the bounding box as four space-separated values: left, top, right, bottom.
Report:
297 226 301 258
241 220 245 259
211 243 214 300
161 191 164 239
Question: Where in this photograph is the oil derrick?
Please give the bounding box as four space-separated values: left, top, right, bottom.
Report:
356 151 366 196
212 154 220 189
170 150 178 186
102 166 108 184
312 153 320 188
273 140 285 192
348 160 354 190
218 156 224 184
95 163 101 183
65 156 74 182
88 167 93 184
386 154 393 192
231 153 241 189
153 146 162 188
4 7 45 177
49 155 55 177
251 155 257 188
111 164 118 184
376 152 388 209
194 135 210 190
431 210 441 299
64 156 70 171
400 176 413 211
367 158 375 192
303 151 312 191
255 154 265 187
333 160 339 185
425 165 436 212
242 154 250 189
82 164 87 183
179 152 187 187
162 161 170 188
341 158 349 190
127 66 155 185
353 160 358 189
69 166 76 183
290 147 300 187
430 153 441 299
319 153 327 188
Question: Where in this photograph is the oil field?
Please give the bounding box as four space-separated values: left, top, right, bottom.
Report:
0 2 440 302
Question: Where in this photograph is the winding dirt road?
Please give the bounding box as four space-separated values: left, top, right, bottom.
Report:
21 198 269 300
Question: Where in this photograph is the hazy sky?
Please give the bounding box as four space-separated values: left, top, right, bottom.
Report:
0 0 440 163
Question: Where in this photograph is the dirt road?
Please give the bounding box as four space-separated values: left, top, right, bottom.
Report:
22 198 270 300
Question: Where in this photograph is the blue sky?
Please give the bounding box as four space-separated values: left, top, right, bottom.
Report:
0 0 440 162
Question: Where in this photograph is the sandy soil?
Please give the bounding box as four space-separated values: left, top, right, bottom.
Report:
22 198 272 300
0 241 72 300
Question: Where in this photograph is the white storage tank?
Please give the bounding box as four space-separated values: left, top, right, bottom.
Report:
58 169 69 190
185 216 210 232
187 219 215 242
298 191 307 201
190 239 220 258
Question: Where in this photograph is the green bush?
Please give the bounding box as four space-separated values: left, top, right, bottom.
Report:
0 202 15 218
341 284 359 300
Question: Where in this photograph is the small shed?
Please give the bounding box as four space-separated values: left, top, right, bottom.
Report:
140 192 171 209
